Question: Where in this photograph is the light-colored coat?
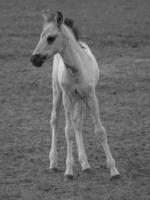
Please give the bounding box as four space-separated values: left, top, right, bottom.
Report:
31 11 120 180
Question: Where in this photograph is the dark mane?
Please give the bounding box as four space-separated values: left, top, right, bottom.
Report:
64 18 79 41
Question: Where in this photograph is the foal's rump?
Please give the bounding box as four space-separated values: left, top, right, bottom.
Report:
78 41 92 55
79 41 100 85
78 41 97 62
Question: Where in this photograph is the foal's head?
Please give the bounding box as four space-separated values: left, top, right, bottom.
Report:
31 11 79 67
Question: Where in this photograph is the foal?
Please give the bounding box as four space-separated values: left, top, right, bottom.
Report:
31 11 120 180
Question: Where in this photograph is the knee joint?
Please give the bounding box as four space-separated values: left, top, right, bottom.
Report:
65 126 74 141
95 126 107 143
50 110 59 126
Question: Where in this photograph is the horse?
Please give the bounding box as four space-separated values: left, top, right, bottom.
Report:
30 10 120 180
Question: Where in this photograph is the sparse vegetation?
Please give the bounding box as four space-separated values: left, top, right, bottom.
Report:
0 0 150 199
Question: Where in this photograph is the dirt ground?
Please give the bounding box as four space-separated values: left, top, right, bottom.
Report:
0 0 150 199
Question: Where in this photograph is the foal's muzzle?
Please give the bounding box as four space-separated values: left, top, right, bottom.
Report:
30 54 47 67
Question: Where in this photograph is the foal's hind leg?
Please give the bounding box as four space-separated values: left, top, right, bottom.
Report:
87 92 120 179
73 102 91 171
49 84 62 170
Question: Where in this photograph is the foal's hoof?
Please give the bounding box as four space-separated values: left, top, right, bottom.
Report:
110 168 120 180
82 168 92 174
49 167 59 173
64 174 74 182
110 173 120 180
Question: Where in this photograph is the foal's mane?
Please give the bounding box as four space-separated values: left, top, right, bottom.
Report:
64 18 79 41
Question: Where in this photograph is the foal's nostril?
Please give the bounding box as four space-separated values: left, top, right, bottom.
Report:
30 53 47 67
30 54 43 67
30 55 36 63
31 54 39 62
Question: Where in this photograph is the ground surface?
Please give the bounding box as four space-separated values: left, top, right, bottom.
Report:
0 0 150 199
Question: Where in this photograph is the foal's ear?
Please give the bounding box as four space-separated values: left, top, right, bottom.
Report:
55 11 64 27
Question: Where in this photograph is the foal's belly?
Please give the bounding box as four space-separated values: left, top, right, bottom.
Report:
58 67 93 96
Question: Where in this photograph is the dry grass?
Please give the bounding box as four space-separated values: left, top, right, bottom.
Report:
0 0 150 199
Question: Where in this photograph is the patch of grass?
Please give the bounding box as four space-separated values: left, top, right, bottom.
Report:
0 0 150 200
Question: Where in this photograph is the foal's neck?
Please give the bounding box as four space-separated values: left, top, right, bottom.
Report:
61 25 83 75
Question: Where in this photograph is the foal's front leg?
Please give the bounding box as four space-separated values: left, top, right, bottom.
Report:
87 91 120 179
49 86 62 170
63 93 75 179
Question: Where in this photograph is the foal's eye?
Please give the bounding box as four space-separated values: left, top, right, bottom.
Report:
47 35 57 44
